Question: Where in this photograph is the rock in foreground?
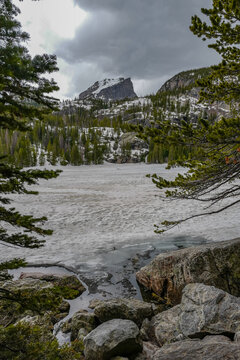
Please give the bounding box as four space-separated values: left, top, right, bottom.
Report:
90 298 154 327
0 272 85 327
84 319 142 360
136 238 240 304
152 335 240 360
19 272 86 299
145 283 240 346
61 309 97 341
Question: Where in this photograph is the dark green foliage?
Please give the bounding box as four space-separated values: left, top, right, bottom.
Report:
0 112 127 166
0 2 86 358
0 323 84 360
0 161 60 257
146 0 240 232
0 286 61 315
0 283 79 318
141 68 215 164
0 0 61 276
0 0 59 132
190 0 240 105
0 259 26 281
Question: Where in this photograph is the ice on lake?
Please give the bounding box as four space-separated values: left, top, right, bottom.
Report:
1 163 240 272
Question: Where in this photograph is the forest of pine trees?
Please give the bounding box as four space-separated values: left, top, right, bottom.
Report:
0 112 125 167
0 66 217 168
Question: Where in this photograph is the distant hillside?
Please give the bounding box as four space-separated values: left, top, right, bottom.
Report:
158 67 211 94
152 66 229 124
0 67 232 168
79 77 137 101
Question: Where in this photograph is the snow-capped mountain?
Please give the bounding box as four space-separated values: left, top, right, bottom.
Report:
61 67 232 128
78 77 137 101
9 67 234 168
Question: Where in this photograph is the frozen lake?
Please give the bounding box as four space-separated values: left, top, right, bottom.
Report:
2 163 240 298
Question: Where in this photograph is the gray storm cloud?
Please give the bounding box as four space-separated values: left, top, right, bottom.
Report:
57 0 220 96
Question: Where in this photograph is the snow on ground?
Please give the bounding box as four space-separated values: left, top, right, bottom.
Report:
1 163 240 271
95 97 151 118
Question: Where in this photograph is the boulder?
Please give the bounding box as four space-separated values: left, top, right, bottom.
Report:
2 277 52 292
83 319 142 360
17 314 54 332
152 336 240 360
61 309 97 341
145 283 240 346
19 272 85 299
235 332 240 342
89 298 153 327
141 342 160 359
0 275 75 326
0 278 53 326
17 314 55 341
136 238 240 305
119 133 148 151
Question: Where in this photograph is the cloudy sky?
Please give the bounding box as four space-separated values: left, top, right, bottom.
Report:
15 0 220 99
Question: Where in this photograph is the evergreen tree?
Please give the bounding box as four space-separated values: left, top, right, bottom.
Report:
145 0 240 232
0 3 87 357
70 144 82 165
39 150 45 166
84 137 92 164
0 0 61 278
190 0 240 106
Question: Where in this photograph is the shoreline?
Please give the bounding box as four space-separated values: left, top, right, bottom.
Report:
2 236 240 358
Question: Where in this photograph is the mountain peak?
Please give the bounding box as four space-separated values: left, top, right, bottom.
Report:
79 77 137 101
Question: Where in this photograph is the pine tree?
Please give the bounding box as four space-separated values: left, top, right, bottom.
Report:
39 150 45 166
0 3 87 358
70 144 82 165
0 0 61 278
190 0 240 106
145 0 240 232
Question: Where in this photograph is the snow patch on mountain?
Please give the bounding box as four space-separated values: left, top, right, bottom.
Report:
92 78 125 95
79 77 137 101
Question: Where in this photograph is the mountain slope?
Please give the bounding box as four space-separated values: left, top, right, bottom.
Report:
79 77 137 101
1 67 233 168
157 67 211 94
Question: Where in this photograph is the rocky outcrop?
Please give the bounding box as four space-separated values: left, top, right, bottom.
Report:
17 314 56 335
19 272 86 299
136 238 240 305
79 78 137 101
61 309 98 341
0 277 63 326
107 132 149 164
83 319 142 360
158 67 210 93
119 132 148 151
0 273 85 327
140 341 160 359
152 335 240 360
89 298 154 327
143 283 240 346
157 67 231 122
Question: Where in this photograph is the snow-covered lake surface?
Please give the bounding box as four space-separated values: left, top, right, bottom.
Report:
2 163 240 299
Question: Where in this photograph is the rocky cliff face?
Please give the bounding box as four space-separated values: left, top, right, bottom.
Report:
136 238 240 305
158 67 211 94
79 77 137 101
157 67 230 120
